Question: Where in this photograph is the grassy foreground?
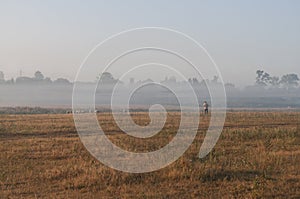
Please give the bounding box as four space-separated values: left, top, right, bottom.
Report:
0 111 299 198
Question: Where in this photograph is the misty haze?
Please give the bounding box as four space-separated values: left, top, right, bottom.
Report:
0 70 299 111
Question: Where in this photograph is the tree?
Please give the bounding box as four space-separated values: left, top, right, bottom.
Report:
98 72 118 84
256 70 270 86
280 74 299 89
44 77 52 83
34 71 44 80
54 78 70 84
0 71 4 83
211 75 219 84
0 71 4 80
269 76 280 87
192 78 199 85
225 83 235 88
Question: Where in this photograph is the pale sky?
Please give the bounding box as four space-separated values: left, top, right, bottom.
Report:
0 0 299 87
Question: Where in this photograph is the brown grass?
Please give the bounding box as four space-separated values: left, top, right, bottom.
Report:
0 111 299 198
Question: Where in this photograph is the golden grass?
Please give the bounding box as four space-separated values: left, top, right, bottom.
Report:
0 111 299 198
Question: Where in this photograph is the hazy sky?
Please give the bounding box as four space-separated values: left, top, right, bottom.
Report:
0 0 299 87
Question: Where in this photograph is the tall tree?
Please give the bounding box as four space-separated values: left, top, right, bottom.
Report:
280 74 299 88
211 75 219 84
34 71 44 80
256 70 270 86
269 76 280 87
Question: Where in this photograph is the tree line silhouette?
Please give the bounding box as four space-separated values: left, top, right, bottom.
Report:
0 69 299 89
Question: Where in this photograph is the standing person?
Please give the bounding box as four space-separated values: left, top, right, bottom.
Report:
203 101 209 115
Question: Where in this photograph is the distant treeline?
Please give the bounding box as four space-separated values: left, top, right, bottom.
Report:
0 107 70 114
0 69 299 109
255 70 299 89
0 69 299 89
0 71 71 85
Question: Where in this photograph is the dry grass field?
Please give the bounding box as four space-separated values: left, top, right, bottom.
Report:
0 111 299 198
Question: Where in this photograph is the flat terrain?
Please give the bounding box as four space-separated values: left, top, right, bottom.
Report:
0 111 299 198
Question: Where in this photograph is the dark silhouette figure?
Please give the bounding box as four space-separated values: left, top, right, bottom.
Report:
203 101 209 115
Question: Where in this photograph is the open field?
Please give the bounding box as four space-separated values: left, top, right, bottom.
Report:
0 111 299 198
